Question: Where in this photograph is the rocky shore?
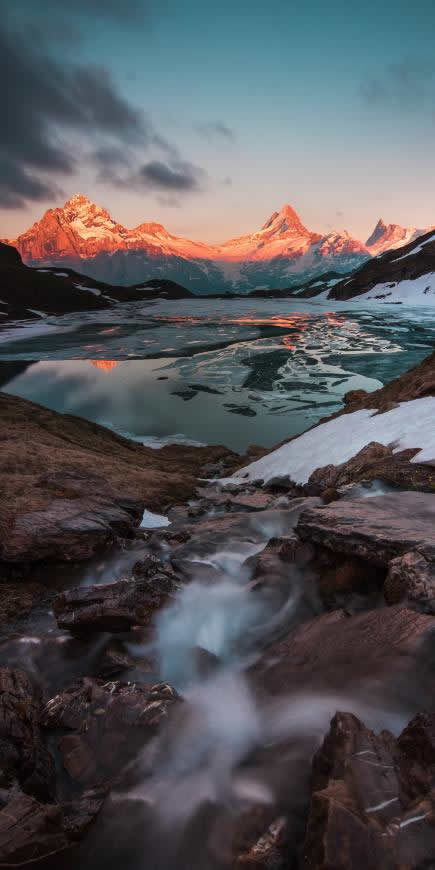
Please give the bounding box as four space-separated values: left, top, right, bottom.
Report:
1 353 435 868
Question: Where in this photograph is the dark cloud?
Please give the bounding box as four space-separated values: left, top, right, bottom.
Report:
0 22 148 208
136 160 207 192
1 7 208 210
0 157 63 210
91 146 134 169
98 158 207 195
195 121 235 142
361 59 435 111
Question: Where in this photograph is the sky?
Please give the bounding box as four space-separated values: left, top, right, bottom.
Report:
2 0 435 243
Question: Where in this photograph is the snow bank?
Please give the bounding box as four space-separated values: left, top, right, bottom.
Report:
219 396 435 486
346 273 435 305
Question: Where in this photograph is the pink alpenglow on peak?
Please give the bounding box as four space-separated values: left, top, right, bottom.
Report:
366 218 435 256
5 195 431 293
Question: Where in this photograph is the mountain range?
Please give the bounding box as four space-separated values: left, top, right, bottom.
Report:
6 194 433 293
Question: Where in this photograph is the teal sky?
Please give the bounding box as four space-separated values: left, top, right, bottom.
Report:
2 0 435 242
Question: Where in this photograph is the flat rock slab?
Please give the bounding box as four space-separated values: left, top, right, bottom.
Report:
1 490 144 564
252 605 435 697
297 491 435 566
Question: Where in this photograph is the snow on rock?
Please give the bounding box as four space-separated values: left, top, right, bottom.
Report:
219 396 435 487
74 284 101 296
356 273 435 304
140 508 171 529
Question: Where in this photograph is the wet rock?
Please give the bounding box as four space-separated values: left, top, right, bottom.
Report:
196 488 274 512
302 710 435 870
0 793 69 867
297 492 435 567
343 388 368 405
311 547 385 611
169 508 313 575
233 813 290 869
0 788 106 867
249 533 311 578
385 550 435 612
1 472 145 565
304 440 435 496
0 667 54 802
264 475 298 494
321 487 340 504
0 581 46 624
41 679 180 789
54 573 177 633
306 441 393 494
252 606 435 697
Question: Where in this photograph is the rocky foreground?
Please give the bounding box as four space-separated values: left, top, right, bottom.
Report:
1 355 435 868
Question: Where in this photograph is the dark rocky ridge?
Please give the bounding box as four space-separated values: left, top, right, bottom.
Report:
328 227 435 301
0 242 194 322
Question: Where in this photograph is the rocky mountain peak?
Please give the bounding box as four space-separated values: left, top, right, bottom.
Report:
62 193 112 225
64 193 92 208
258 203 311 239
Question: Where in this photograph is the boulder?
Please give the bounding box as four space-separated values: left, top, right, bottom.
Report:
297 492 435 567
302 710 435 869
343 389 368 405
251 606 435 697
0 793 70 867
0 667 54 802
385 550 435 612
305 441 435 496
54 572 177 633
41 679 180 789
233 813 290 869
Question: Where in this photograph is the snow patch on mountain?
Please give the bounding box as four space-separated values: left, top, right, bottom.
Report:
355 273 435 304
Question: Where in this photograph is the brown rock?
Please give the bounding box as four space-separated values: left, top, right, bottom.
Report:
41 679 180 789
302 710 435 870
0 793 69 867
0 667 54 801
297 491 435 567
343 389 368 405
251 606 434 697
233 814 290 868
0 392 238 565
0 581 46 623
385 550 435 612
306 441 394 494
53 572 176 633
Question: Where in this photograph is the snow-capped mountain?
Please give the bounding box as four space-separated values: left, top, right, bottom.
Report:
5 196 370 293
365 218 435 257
327 227 435 304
